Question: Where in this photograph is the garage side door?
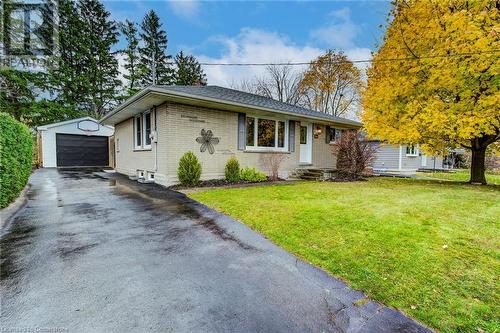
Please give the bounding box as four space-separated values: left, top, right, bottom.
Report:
56 134 109 167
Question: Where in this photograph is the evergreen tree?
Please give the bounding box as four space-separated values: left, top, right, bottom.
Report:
139 10 174 86
78 0 120 119
0 68 81 127
119 19 141 96
174 51 207 86
49 0 88 110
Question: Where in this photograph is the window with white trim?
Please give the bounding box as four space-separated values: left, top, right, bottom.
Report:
245 116 288 151
327 127 343 143
143 111 152 148
134 115 142 149
406 145 418 156
134 111 153 150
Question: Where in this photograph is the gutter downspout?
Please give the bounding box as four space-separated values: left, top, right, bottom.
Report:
154 106 158 172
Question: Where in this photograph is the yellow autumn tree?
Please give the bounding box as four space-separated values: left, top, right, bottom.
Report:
300 50 362 118
362 0 499 184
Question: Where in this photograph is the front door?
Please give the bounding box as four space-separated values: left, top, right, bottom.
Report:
299 123 312 164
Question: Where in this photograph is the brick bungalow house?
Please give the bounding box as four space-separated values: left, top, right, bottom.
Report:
100 85 361 186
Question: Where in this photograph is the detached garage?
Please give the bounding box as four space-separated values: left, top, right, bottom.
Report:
37 117 114 168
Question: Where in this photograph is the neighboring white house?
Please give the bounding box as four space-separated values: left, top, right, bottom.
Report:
369 141 446 175
37 117 114 168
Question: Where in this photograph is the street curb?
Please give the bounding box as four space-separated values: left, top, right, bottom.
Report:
0 184 30 230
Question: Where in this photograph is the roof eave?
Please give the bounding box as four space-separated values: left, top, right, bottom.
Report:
101 86 363 128
100 87 154 124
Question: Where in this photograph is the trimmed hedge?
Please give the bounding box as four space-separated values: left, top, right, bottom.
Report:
0 113 33 208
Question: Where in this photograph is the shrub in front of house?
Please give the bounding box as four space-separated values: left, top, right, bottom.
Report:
259 153 288 181
177 151 202 186
225 156 240 182
0 113 33 208
240 167 267 182
331 130 376 181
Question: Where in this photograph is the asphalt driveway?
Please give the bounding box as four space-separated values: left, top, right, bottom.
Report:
1 169 430 333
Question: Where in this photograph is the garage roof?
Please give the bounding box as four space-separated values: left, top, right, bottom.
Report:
37 116 114 131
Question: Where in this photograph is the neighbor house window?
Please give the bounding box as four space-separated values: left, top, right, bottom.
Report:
245 116 287 151
134 115 142 149
406 145 418 156
143 111 152 148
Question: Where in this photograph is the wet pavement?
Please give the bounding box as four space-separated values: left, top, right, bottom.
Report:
1 169 431 333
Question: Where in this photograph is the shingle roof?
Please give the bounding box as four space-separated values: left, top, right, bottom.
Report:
151 85 362 127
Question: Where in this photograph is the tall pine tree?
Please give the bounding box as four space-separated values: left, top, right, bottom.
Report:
119 19 141 96
78 0 120 118
48 0 120 119
174 51 207 86
0 68 80 127
139 10 174 86
49 0 88 110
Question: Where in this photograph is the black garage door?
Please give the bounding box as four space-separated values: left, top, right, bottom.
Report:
56 134 109 167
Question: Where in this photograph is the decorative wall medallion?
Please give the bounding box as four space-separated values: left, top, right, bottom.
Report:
196 129 219 154
77 119 100 132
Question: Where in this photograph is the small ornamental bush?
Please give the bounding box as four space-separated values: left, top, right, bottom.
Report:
260 153 287 181
177 151 202 186
0 113 33 208
240 167 267 182
331 130 377 181
225 156 240 182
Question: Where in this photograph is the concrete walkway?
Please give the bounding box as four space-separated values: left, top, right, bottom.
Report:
0 169 431 333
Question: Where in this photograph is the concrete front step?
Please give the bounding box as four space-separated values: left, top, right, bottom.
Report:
300 175 322 180
294 168 337 181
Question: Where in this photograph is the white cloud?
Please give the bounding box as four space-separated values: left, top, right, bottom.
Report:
168 0 200 19
310 8 360 49
196 28 323 87
194 28 372 87
345 47 373 73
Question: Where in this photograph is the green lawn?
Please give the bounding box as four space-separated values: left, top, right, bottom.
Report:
417 169 500 185
190 178 500 332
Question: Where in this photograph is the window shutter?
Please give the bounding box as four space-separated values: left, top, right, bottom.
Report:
288 120 295 152
237 113 246 150
325 125 331 143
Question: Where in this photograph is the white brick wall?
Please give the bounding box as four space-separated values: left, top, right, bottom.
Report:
115 102 339 186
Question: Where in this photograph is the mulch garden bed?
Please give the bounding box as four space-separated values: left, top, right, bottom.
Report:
168 178 292 193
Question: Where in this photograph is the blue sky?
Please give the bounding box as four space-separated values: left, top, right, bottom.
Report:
103 0 391 86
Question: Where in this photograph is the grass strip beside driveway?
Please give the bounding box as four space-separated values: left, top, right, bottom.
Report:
190 178 500 332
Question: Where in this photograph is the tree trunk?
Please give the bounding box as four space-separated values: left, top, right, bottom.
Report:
470 147 487 184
